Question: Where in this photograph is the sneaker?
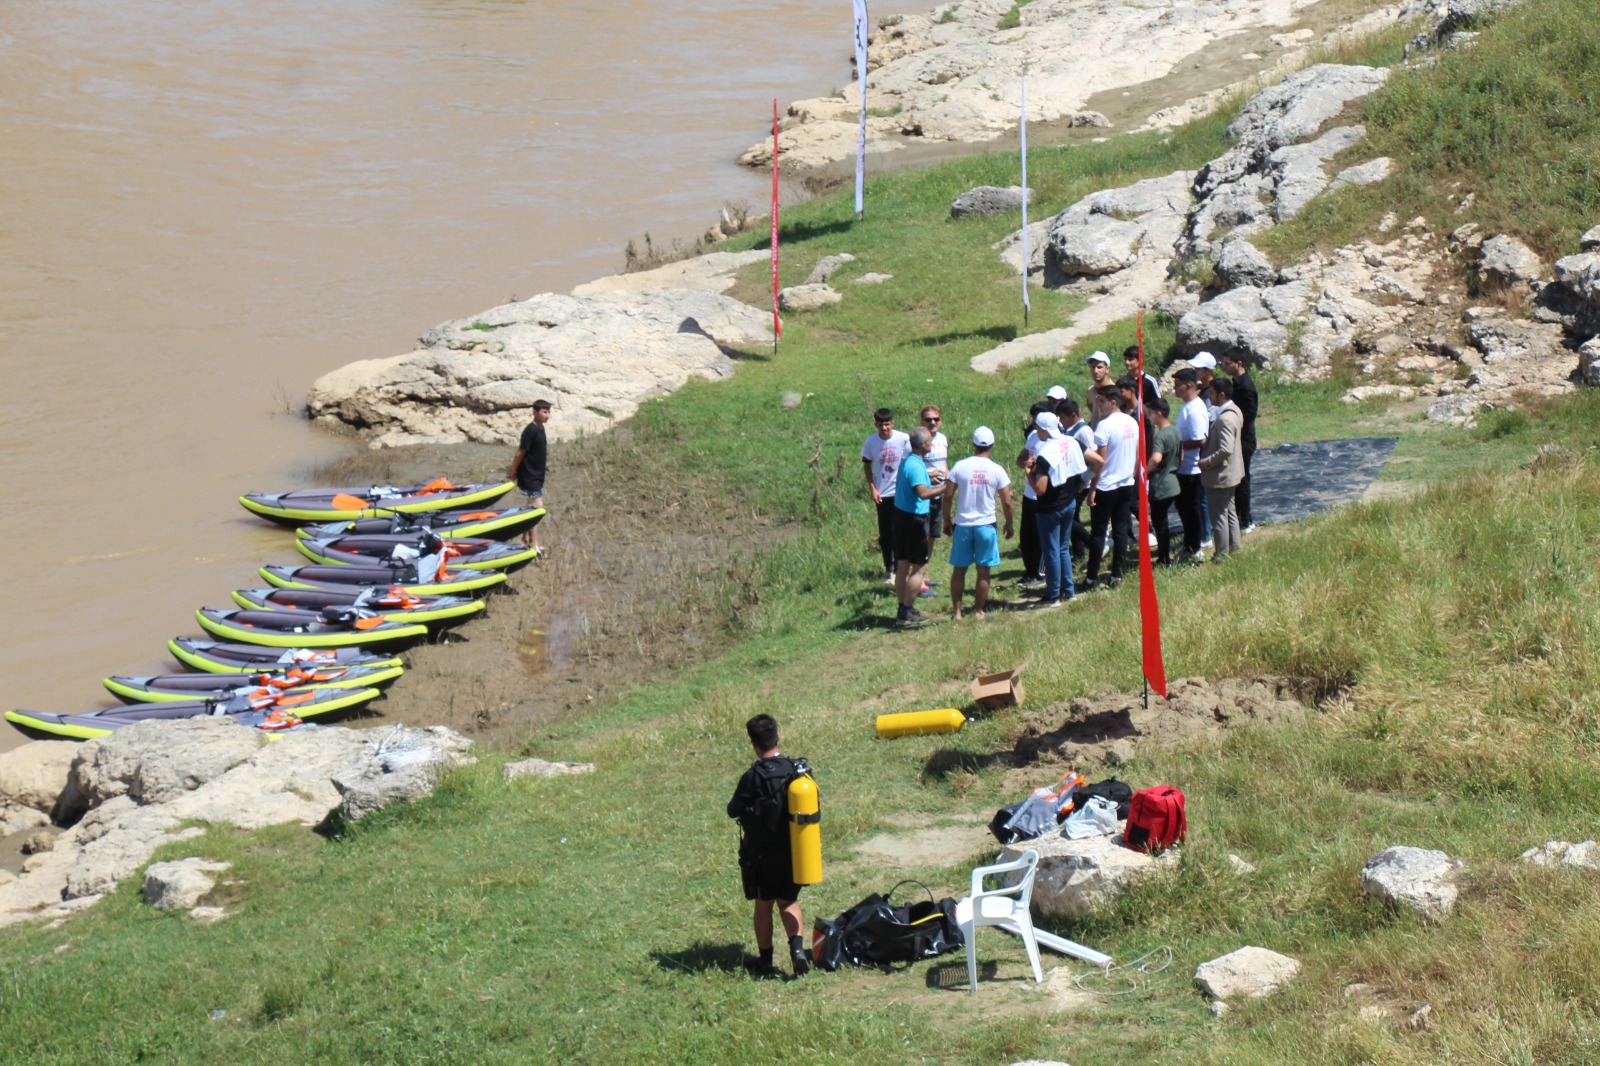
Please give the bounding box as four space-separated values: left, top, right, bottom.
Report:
790 945 811 976
884 572 897 586
1027 597 1064 611
918 584 938 598
1102 574 1123 590
1078 576 1099 593
1241 523 1257 535
1018 576 1046 590
895 609 932 628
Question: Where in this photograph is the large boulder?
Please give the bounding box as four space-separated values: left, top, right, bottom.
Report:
1478 235 1544 289
778 284 843 311
1361 846 1467 922
1580 337 1600 387
71 717 262 809
1176 287 1290 363
1045 171 1194 281
952 186 1031 219
0 741 81 816
1214 240 1278 290
1001 829 1176 917
1267 125 1370 221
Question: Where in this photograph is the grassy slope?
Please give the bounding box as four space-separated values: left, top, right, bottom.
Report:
5 6 1600 1063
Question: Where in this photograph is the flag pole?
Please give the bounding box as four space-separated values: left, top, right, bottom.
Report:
771 98 782 357
1019 61 1030 330
1135 309 1169 701
853 0 869 221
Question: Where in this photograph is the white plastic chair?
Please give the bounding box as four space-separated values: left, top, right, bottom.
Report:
954 848 1044 992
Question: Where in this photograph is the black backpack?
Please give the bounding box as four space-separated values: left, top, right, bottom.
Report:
1078 777 1134 820
738 756 804 850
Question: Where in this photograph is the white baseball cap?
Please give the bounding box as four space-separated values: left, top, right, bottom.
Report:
1045 385 1067 400
1034 411 1061 434
972 425 996 447
1190 351 1217 369
1085 351 1110 365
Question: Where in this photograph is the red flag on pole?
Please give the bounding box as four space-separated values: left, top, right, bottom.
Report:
1135 310 1168 698
771 99 782 344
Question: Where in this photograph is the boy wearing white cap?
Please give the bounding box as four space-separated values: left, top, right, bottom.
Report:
943 427 1014 620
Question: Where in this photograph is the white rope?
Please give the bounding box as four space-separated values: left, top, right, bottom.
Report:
1073 945 1174 997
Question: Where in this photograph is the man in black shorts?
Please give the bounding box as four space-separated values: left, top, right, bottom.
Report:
507 399 552 556
727 714 809 978
891 427 944 628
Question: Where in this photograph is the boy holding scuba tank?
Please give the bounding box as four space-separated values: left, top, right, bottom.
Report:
728 714 817 978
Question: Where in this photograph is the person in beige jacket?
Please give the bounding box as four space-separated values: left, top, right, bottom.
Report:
1199 376 1245 559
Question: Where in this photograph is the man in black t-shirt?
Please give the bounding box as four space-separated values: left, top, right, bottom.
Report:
1221 353 1259 533
507 399 552 556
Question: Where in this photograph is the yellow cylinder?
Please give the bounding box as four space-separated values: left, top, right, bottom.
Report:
788 772 823 885
875 707 966 739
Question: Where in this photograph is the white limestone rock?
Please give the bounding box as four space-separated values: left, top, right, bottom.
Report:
143 858 232 912
0 741 82 815
1194 946 1301 1002
1331 157 1394 189
332 726 477 823
778 284 843 311
1361 846 1467 922
1214 240 1278 290
1520 840 1600 871
1478 235 1545 289
1176 287 1290 363
504 758 596 781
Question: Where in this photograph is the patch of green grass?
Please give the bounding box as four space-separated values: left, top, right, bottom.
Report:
996 0 1034 31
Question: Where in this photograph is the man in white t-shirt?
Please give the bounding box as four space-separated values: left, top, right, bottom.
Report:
861 407 910 582
942 426 1014 620
1083 384 1140 590
1014 401 1054 589
1172 369 1210 560
919 405 950 546
1189 351 1219 546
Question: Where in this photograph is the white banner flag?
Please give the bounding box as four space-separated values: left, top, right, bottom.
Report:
854 0 870 216
1020 64 1030 317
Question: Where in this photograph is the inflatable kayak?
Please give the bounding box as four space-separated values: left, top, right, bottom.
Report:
239 478 515 526
168 638 405 675
6 686 381 741
195 607 430 651
258 563 506 597
296 533 538 573
296 505 544 543
105 664 403 703
228 586 484 633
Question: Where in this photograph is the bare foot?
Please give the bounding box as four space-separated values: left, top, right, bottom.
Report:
951 611 963 621
974 611 987 621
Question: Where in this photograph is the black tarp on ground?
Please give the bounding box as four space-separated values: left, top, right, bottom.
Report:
1248 437 1398 526
1141 436 1398 538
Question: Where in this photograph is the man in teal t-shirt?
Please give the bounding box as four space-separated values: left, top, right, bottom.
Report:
891 427 944 628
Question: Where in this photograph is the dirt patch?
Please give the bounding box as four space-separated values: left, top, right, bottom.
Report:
294 432 796 751
1011 675 1315 770
848 818 996 874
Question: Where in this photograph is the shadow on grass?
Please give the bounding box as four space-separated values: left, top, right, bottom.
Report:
909 324 1018 348
779 218 856 243
650 941 748 975
922 747 1007 781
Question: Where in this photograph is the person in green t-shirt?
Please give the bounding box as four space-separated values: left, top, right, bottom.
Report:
1146 398 1181 567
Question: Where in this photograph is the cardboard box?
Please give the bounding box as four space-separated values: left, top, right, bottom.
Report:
971 667 1024 710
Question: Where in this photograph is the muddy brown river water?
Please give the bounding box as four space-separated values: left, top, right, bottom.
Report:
0 0 924 752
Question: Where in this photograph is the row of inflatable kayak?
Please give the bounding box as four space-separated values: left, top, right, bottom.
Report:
6 477 538 741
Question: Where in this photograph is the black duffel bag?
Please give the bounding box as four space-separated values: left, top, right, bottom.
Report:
811 880 964 972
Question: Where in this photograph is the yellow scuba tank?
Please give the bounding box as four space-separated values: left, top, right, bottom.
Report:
787 758 823 885
875 707 966 739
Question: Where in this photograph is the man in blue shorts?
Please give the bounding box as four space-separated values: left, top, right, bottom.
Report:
942 426 1014 620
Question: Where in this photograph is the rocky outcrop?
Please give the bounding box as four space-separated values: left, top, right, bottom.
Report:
779 284 843 311
331 725 477 822
308 281 772 448
1361 845 1467 922
1407 0 1523 56
742 1 1423 174
0 719 474 929
0 741 82 823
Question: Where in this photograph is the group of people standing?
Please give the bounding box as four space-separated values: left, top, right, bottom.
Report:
862 348 1258 626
